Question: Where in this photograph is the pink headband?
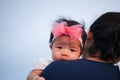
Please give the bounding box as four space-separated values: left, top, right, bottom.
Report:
51 22 83 47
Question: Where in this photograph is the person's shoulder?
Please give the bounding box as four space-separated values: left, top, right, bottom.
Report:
50 59 82 65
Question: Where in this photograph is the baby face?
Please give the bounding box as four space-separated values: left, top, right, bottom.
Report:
51 35 81 61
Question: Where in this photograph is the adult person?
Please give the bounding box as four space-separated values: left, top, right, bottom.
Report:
40 12 120 80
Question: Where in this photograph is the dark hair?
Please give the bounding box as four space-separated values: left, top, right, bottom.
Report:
89 12 120 63
49 18 87 50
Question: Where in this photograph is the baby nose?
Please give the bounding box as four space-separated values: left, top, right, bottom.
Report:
61 49 70 56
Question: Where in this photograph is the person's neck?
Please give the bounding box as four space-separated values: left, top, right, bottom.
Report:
85 54 116 64
86 57 106 63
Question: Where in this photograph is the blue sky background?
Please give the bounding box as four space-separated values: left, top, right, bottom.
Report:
0 0 120 80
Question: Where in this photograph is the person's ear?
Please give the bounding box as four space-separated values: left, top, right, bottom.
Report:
80 49 83 55
87 28 93 40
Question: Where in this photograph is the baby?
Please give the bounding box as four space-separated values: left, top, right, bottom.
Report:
27 18 87 80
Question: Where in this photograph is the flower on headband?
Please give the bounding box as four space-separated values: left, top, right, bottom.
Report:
52 22 83 47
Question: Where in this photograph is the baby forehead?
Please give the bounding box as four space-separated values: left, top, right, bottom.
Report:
53 39 81 46
52 35 81 47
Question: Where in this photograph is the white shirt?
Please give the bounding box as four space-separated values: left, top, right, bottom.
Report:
32 59 53 70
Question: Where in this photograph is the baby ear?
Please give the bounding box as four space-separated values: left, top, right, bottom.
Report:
87 28 93 40
49 43 52 49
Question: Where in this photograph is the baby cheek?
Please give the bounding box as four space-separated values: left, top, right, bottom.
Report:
53 49 61 54
52 51 61 60
71 52 80 59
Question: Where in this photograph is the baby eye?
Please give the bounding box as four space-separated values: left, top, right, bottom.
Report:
70 49 76 52
57 46 62 49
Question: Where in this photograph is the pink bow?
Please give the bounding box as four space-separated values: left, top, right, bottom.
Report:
52 22 83 45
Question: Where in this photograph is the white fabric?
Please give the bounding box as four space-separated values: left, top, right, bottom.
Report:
32 59 53 70
114 62 120 71
116 62 120 71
